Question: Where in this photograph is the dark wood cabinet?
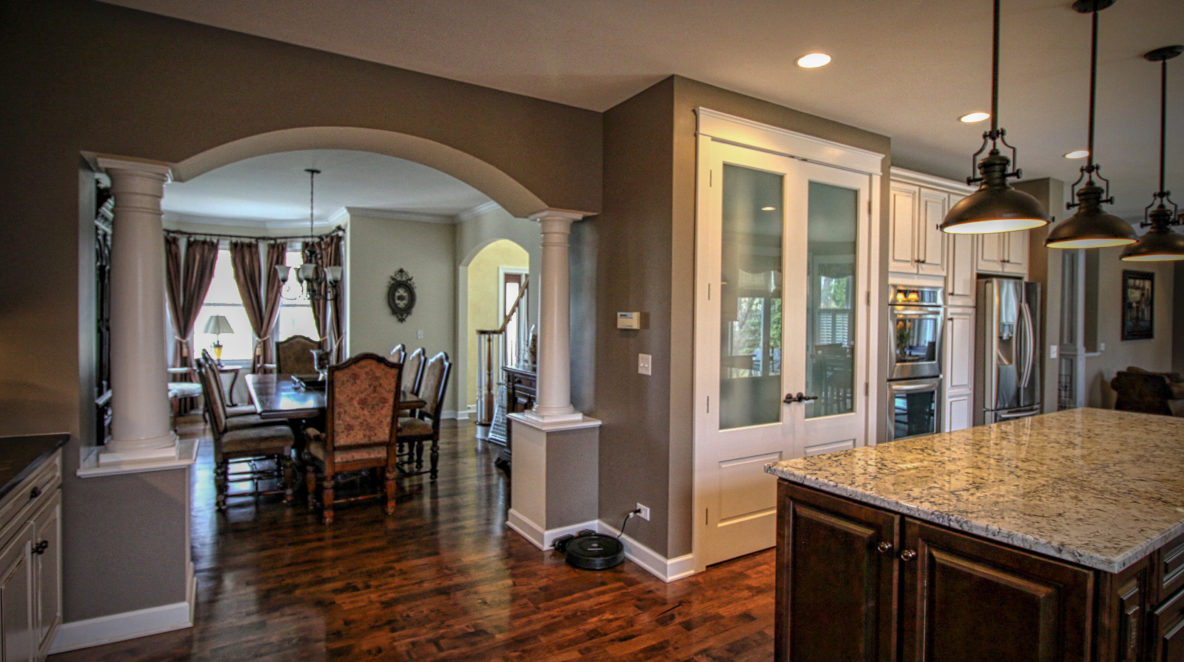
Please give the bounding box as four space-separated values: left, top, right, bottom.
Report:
777 481 1181 662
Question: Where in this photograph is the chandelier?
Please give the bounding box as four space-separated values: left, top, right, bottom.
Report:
276 168 341 302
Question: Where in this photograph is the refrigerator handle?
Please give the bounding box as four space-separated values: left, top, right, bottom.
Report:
1020 300 1034 390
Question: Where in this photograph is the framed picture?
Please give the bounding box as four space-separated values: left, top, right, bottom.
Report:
1121 270 1154 340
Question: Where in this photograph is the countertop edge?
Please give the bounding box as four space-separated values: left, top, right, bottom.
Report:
766 467 1177 574
0 433 69 502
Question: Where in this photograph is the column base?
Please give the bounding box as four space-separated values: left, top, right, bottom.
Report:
100 432 179 466
523 409 585 425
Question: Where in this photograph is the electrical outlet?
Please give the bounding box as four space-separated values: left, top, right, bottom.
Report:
638 353 652 376
1049 344 1058 360
635 502 650 521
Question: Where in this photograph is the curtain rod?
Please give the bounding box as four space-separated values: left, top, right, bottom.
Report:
163 225 344 243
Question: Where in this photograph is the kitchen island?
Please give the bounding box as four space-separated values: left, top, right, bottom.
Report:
764 408 1184 662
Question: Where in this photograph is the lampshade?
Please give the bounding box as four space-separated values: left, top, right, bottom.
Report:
1119 225 1184 261
940 0 1048 234
202 315 234 335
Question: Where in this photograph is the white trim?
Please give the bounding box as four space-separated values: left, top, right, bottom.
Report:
457 200 503 222
696 108 884 175
889 167 975 195
77 439 198 478
509 412 602 432
49 562 195 654
597 519 696 583
506 509 598 551
344 206 457 224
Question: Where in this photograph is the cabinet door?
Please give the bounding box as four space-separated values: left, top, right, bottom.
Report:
944 309 974 394
916 190 947 277
777 482 898 662
1152 587 1184 662
900 518 1093 662
32 493 60 657
0 525 34 662
889 184 920 273
976 233 1006 274
945 214 976 307
943 391 972 432
1004 228 1029 276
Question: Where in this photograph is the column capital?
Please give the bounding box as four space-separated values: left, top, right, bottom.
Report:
95 155 173 182
528 208 590 224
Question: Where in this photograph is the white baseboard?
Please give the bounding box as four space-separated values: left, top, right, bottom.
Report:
49 561 195 654
598 519 696 583
506 509 598 551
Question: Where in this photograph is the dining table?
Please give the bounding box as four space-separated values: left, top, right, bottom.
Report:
245 373 427 420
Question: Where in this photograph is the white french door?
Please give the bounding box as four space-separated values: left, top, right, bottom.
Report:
693 137 874 569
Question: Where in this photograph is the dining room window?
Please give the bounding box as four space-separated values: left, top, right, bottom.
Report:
276 248 318 342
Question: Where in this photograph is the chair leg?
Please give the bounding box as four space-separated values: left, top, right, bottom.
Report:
304 458 319 512
281 453 295 505
415 441 424 469
429 439 440 480
215 459 229 511
322 478 335 525
384 467 396 515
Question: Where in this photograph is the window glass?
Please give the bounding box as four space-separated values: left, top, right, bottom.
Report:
277 249 318 341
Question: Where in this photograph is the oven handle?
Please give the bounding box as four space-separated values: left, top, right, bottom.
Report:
1020 301 1034 390
889 381 939 393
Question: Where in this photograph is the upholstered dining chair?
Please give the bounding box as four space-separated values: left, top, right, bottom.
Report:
275 334 320 375
302 353 403 525
403 347 426 396
396 352 452 480
197 356 295 510
389 343 406 364
200 350 256 418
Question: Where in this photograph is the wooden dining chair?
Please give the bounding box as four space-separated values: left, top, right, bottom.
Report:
397 352 452 480
403 347 426 396
389 343 406 364
197 356 295 510
200 350 256 417
275 334 320 375
302 353 403 525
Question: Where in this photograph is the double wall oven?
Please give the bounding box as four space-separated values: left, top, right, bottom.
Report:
886 285 944 441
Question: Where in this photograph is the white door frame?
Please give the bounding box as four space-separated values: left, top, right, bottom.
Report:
691 108 884 572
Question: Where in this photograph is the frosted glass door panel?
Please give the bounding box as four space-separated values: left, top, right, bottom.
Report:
719 164 784 430
804 181 858 419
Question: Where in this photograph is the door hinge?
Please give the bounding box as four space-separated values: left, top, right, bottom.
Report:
865 382 869 397
706 395 710 414
709 169 713 187
866 291 871 306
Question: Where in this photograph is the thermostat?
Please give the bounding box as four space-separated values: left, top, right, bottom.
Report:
616 312 643 330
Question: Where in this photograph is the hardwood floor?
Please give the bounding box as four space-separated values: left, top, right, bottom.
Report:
51 417 775 661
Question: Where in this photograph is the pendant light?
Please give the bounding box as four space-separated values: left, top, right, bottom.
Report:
276 168 342 302
1045 0 1136 249
1121 45 1184 262
941 0 1048 235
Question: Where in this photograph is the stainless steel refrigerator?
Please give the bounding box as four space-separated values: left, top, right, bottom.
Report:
974 278 1041 425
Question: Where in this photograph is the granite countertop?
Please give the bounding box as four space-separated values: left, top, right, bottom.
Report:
0 434 68 501
765 408 1184 573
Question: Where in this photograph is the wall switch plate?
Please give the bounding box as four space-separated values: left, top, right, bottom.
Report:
635 503 651 521
638 353 652 376
1049 345 1058 360
1099 342 1105 352
417 329 424 340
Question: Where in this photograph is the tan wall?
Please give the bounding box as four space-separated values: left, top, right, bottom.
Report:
1084 252 1176 407
345 213 459 410
465 240 530 407
0 0 599 623
595 76 891 558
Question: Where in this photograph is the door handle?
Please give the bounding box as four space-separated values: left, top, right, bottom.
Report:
783 392 819 404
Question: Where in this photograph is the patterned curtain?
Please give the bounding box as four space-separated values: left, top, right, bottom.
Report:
163 235 218 411
230 240 287 372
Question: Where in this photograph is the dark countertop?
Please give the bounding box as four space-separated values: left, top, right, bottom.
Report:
0 434 68 501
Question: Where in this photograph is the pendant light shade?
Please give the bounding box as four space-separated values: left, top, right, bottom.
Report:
1046 0 1136 250
1121 45 1184 262
941 0 1048 235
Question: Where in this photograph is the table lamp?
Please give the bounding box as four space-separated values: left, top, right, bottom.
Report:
202 315 234 361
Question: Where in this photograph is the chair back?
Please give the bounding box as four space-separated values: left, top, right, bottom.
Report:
404 347 426 395
390 343 406 363
326 353 403 450
276 334 320 374
196 354 228 435
417 352 453 422
1111 370 1173 416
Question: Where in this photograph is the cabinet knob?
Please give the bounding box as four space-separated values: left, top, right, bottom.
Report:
28 486 41 500
32 540 48 556
899 549 917 562
876 541 894 554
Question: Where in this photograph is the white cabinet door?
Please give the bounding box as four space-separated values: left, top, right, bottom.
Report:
943 308 974 432
32 493 59 658
1004 229 1029 276
945 391 973 432
889 184 919 273
0 524 34 662
977 233 1006 274
917 189 947 277
946 231 976 307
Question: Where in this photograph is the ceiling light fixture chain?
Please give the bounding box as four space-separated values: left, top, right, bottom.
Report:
1066 4 1113 210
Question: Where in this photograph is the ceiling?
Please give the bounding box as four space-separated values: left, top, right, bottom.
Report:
104 0 1184 225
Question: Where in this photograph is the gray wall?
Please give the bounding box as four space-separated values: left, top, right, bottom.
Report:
594 76 890 559
0 0 600 622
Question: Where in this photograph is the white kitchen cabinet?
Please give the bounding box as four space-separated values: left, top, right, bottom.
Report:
945 230 976 307
943 308 975 432
976 229 1028 277
888 182 946 277
0 446 62 662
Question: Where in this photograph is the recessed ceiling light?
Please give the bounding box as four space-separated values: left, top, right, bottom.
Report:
959 111 990 123
761 206 777 211
1064 149 1089 159
796 53 831 69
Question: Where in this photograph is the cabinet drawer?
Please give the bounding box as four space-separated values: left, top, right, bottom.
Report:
1160 531 1184 602
0 451 62 548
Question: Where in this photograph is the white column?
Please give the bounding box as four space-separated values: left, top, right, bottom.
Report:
526 210 585 423
98 157 179 463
